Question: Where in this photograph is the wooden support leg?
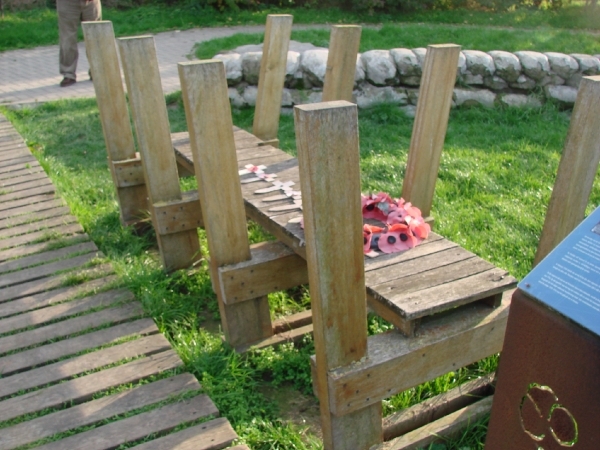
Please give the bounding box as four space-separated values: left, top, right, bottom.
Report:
322 25 362 103
252 14 293 147
534 75 600 265
118 36 201 271
82 21 148 227
401 44 461 219
178 60 273 348
295 101 382 449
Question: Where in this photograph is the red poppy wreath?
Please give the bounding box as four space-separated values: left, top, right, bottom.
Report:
361 193 430 255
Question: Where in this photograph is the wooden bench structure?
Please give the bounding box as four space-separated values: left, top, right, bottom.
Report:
0 115 246 450
84 21 522 447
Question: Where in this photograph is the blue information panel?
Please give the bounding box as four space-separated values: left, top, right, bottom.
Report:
520 206 600 338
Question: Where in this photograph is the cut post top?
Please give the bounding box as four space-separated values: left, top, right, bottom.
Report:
294 100 355 113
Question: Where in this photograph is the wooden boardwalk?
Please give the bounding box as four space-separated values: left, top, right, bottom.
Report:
0 114 246 450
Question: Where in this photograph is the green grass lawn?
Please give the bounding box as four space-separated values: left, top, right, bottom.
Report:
3 92 599 448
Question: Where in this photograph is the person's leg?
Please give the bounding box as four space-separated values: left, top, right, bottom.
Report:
81 0 102 80
57 0 82 83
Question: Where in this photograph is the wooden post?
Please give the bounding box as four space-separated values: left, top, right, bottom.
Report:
401 44 461 218
322 25 362 103
178 60 273 348
118 36 201 271
82 21 148 227
534 75 600 265
295 101 382 450
252 14 293 148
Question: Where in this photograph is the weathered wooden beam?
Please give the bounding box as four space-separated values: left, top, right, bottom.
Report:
152 190 204 235
324 296 509 417
82 21 148 226
252 14 293 146
218 240 308 304
534 75 600 265
376 396 494 450
295 101 382 450
382 372 495 440
322 25 362 103
112 156 144 188
401 44 461 218
118 36 201 271
178 60 273 348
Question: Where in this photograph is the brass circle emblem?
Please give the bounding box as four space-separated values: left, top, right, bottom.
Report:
520 384 578 448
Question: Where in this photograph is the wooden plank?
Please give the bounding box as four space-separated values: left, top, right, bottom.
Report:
0 262 112 303
82 21 149 227
0 170 45 187
131 417 237 450
35 394 218 450
364 244 472 287
322 25 361 102
363 233 446 272
0 194 59 218
0 374 199 450
0 334 172 399
0 350 183 423
179 60 273 348
0 155 36 171
377 396 494 450
217 240 308 304
387 266 516 320
0 317 157 376
0 215 79 248
252 14 293 145
295 101 381 449
153 189 204 234
0 250 100 289
0 182 54 203
0 274 115 319
325 297 509 417
237 323 314 354
0 164 43 182
119 36 200 270
112 156 145 187
0 289 133 335
401 44 461 217
272 309 312 334
0 301 143 354
535 75 600 265
382 373 495 440
0 177 53 196
0 231 89 263
0 240 96 275
0 206 71 232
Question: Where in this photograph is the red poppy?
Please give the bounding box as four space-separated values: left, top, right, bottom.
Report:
363 224 384 253
362 193 392 221
378 223 418 253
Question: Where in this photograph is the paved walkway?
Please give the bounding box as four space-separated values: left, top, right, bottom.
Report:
0 25 280 107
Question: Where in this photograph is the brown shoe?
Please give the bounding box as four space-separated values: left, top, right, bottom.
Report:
60 77 76 87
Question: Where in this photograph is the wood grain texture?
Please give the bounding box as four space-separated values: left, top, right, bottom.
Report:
132 417 237 450
252 14 293 144
118 36 200 270
401 44 461 217
0 206 71 233
0 194 59 218
0 301 143 354
0 334 171 398
295 101 381 449
0 318 157 376
0 215 79 249
382 372 495 440
322 25 361 102
35 394 218 450
0 374 200 450
179 60 273 347
377 396 494 450
326 297 509 416
153 189 204 234
218 240 308 304
0 350 182 423
535 75 600 265
83 22 149 226
0 230 88 263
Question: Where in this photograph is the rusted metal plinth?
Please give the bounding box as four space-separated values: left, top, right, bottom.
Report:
486 289 600 449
